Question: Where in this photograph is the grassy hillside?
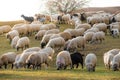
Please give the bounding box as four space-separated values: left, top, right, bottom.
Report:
0 21 120 80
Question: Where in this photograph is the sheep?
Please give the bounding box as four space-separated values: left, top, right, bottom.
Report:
85 53 97 72
13 54 21 68
23 47 41 53
84 27 99 34
70 51 84 69
92 23 107 33
21 14 34 23
50 34 61 39
46 37 65 52
11 36 20 48
84 32 95 43
0 25 11 33
62 14 71 24
75 28 86 37
26 47 54 69
75 23 91 31
14 51 37 69
103 49 120 69
40 23 57 30
64 28 77 38
35 30 47 40
6 30 19 43
59 32 72 41
114 13 120 22
45 29 60 35
111 52 120 71
91 31 105 44
67 36 86 52
16 37 30 51
56 51 72 70
30 24 42 33
0 52 17 69
111 28 119 38
40 34 53 48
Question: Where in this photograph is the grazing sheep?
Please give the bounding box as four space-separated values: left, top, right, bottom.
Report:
111 28 119 38
75 23 91 31
56 51 72 70
59 32 72 41
91 31 105 44
67 36 86 52
46 37 65 52
45 29 60 35
84 27 99 34
23 47 41 54
40 34 53 48
16 37 30 51
64 28 77 38
84 32 95 43
11 36 20 48
21 14 34 23
0 52 17 69
0 25 11 33
14 51 37 69
40 23 57 30
70 51 84 69
13 54 21 68
85 53 97 72
6 30 19 43
50 34 61 39
35 30 47 40
111 52 120 71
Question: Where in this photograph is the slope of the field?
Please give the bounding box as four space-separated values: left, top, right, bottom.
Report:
0 20 120 80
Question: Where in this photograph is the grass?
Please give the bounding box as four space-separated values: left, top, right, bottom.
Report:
0 21 120 80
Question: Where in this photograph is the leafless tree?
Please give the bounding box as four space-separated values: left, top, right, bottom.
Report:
45 0 89 14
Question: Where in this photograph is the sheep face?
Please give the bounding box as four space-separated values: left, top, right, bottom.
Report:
41 42 46 48
86 64 95 72
56 62 64 70
112 63 119 71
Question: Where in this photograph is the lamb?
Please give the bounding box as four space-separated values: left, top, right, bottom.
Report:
59 32 72 41
111 52 120 71
45 29 60 35
21 14 34 23
40 34 53 48
46 37 65 52
70 51 84 69
91 31 105 44
0 52 17 69
56 51 72 70
67 36 86 52
85 53 97 72
11 36 20 48
6 30 19 43
35 30 47 40
16 37 30 51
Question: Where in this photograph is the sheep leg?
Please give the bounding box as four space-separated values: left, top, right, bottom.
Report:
11 64 14 69
4 64 7 69
64 65 67 70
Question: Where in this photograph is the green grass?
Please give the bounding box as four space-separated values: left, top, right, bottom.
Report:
0 21 120 80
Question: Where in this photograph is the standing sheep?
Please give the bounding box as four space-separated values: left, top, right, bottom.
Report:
85 53 97 72
16 37 30 51
56 51 72 70
0 52 17 69
11 36 20 48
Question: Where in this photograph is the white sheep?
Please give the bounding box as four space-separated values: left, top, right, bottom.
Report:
35 30 47 40
13 54 21 68
56 51 72 70
75 23 91 31
111 52 120 71
45 29 60 35
40 34 53 48
0 25 11 33
64 28 77 38
111 28 119 38
84 27 99 34
67 36 86 52
50 34 61 39
91 31 105 44
85 53 97 72
11 36 20 48
16 37 30 51
59 32 72 41
6 30 19 43
46 37 65 52
40 23 57 30
0 52 17 69
23 47 41 53
84 32 95 43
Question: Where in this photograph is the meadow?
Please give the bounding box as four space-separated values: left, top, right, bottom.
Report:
0 21 120 80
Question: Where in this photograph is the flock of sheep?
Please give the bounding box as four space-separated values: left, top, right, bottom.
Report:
0 11 120 72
